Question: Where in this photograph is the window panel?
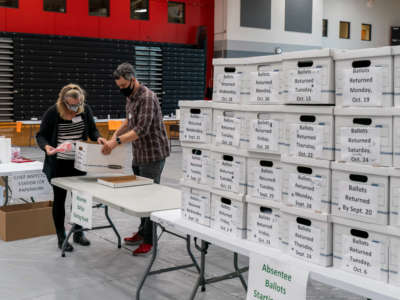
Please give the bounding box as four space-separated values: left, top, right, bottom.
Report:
89 0 109 17
339 21 351 39
361 24 371 41
0 0 18 8
240 0 271 30
322 19 328 37
44 0 66 13
168 1 185 24
131 0 149 20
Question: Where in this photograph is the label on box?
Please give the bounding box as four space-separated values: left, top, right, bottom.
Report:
215 73 241 103
289 221 321 263
70 190 93 229
343 67 383 106
182 113 207 142
289 124 324 159
340 127 380 164
216 116 241 147
185 153 207 184
342 235 381 280
288 68 322 103
74 144 87 171
288 173 323 211
215 159 240 192
248 210 279 247
249 119 279 152
249 71 280 104
184 191 208 224
253 167 281 201
10 171 52 199
338 181 379 219
215 201 236 234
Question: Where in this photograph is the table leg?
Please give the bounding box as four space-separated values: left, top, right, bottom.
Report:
186 235 200 273
190 239 209 300
3 176 9 206
104 205 121 248
234 252 248 291
136 222 158 300
61 224 78 258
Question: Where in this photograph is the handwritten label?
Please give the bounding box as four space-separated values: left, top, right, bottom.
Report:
340 127 380 164
288 173 323 211
249 71 280 104
214 159 240 193
288 68 322 103
289 124 324 159
182 113 207 142
289 221 321 263
216 116 241 147
215 73 241 103
249 119 279 152
70 190 93 229
253 167 281 201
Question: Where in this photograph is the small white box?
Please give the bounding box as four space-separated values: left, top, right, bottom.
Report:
331 162 389 225
281 155 331 214
280 206 332 267
389 235 400 286
182 144 213 188
332 216 390 282
246 196 281 248
246 105 286 155
247 153 282 202
211 146 247 196
74 141 130 174
283 106 334 161
334 47 393 107
282 49 335 104
179 100 213 145
211 189 247 239
389 168 400 226
212 102 254 150
393 46 400 106
181 184 211 227
334 107 393 167
241 55 284 105
212 57 252 105
0 137 11 164
393 108 400 167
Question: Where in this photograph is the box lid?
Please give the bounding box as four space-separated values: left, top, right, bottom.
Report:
179 100 211 108
247 152 281 161
284 105 334 115
388 167 400 177
180 179 212 194
211 188 246 202
333 46 392 60
334 107 394 116
238 104 288 113
281 155 331 169
281 205 330 222
245 54 282 65
181 143 211 151
331 162 391 176
392 45 400 55
210 145 249 157
282 48 333 60
245 196 282 209
212 57 250 66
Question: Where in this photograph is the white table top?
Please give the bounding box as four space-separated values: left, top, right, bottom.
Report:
51 176 181 217
0 161 43 176
151 209 400 300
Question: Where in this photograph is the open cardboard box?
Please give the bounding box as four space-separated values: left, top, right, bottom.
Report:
0 201 55 241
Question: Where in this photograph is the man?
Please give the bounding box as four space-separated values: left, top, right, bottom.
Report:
102 62 170 255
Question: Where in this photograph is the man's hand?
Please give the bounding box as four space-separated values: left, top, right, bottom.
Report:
45 145 57 156
101 139 118 155
97 137 107 145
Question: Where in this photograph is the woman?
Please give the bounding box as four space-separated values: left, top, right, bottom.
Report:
36 84 106 252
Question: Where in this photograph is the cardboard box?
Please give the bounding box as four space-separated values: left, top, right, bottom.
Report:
0 201 55 241
389 168 400 226
0 137 11 164
392 46 400 107
282 48 335 105
393 108 400 167
389 235 400 286
181 184 211 227
334 107 393 167
334 47 393 107
179 100 213 145
182 144 213 188
331 162 389 225
74 141 130 174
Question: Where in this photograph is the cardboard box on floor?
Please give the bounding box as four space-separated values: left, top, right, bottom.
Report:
0 201 55 241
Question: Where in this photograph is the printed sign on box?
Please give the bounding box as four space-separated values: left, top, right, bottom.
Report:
70 190 93 229
10 172 52 199
215 73 241 103
289 221 321 264
182 114 207 143
249 119 279 153
289 124 324 159
288 173 323 211
253 167 281 201
249 71 280 104
216 116 241 147
287 68 322 103
214 159 240 193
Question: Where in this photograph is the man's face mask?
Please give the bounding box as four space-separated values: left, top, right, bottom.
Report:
120 79 134 97
64 100 82 112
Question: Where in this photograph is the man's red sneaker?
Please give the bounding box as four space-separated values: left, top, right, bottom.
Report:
132 243 152 256
124 233 143 245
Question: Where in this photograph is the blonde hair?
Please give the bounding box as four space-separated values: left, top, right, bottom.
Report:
56 83 86 119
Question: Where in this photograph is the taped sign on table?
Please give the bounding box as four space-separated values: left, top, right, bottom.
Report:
287 68 322 103
215 73 241 103
249 119 280 152
70 190 93 229
215 159 240 193
253 166 281 201
343 67 384 106
342 234 381 280
340 127 380 164
10 171 52 199
338 181 380 219
288 173 323 211
182 113 207 142
216 116 241 147
289 124 324 159
246 252 308 300
289 221 321 264
249 71 280 104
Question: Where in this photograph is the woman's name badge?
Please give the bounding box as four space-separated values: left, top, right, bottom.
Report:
129 113 132 119
72 116 82 123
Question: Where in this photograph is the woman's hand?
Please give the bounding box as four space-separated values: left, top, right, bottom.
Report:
45 145 57 156
101 139 118 155
97 137 107 145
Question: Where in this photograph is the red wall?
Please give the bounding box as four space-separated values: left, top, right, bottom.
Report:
0 0 214 90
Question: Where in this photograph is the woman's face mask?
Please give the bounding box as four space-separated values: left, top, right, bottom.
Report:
64 97 82 112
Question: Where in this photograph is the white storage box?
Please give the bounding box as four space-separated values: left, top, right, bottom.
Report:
211 146 247 196
211 189 247 239
247 154 282 202
246 105 286 155
213 57 252 105
393 46 400 106
74 141 130 174
389 235 400 286
393 108 400 167
334 47 393 107
0 137 11 164
280 206 332 267
332 216 390 282
281 156 331 214
334 107 393 166
331 162 389 225
283 106 334 161
179 100 213 145
282 49 335 104
181 185 211 227
213 102 254 150
182 144 213 187
389 168 400 226
246 196 281 248
242 55 283 105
